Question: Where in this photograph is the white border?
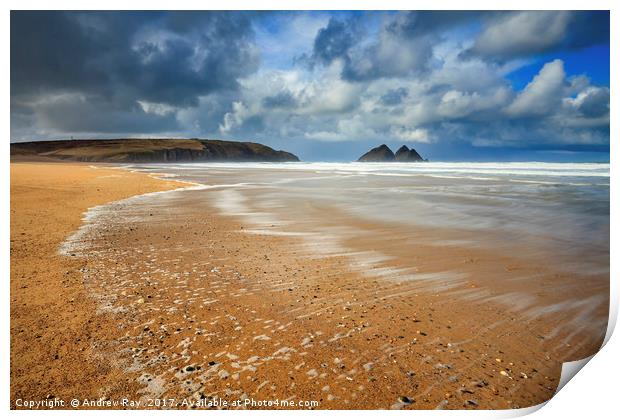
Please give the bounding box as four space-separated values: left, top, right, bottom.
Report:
3 2 617 420
2 0 617 11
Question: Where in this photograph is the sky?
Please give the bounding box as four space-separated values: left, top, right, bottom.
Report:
10 11 610 162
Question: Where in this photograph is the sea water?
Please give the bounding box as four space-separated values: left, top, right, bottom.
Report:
130 161 610 277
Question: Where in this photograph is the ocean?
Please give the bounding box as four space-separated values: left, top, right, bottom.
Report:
131 161 610 278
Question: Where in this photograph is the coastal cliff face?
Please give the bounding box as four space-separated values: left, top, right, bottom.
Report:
10 139 300 163
358 144 424 162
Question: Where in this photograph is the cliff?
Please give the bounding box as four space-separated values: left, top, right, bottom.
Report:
10 138 300 163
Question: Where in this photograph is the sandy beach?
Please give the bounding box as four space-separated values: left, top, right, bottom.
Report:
10 162 608 410
10 163 187 408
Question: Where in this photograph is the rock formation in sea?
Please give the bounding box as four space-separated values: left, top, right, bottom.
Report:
357 144 396 162
394 145 424 162
357 144 425 162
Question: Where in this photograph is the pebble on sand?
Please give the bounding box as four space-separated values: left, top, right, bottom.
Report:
398 396 414 405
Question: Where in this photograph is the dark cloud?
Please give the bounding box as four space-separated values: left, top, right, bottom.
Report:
563 11 610 49
309 12 473 82
262 91 298 109
463 11 609 61
11 11 111 96
311 17 359 66
40 96 180 134
380 88 409 106
11 10 260 138
577 88 610 118
384 11 475 38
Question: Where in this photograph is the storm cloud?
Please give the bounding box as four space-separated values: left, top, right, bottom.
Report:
11 11 259 136
464 11 609 61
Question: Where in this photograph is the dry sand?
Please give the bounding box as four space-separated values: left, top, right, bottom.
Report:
10 162 187 407
10 162 608 410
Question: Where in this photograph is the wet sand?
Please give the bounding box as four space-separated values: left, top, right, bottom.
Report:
10 162 608 410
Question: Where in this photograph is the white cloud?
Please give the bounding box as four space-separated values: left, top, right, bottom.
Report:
219 101 250 134
438 87 511 118
305 115 376 142
505 59 566 118
137 100 178 116
298 64 363 114
391 127 431 143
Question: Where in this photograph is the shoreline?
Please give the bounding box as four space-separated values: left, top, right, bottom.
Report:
10 161 608 410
